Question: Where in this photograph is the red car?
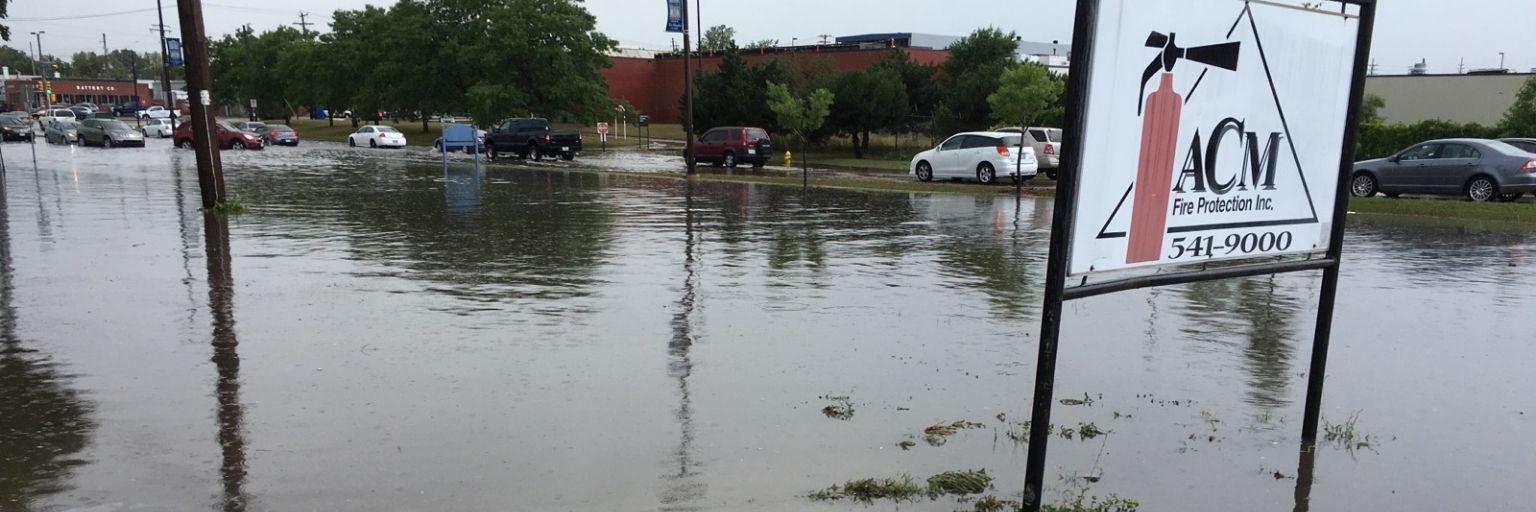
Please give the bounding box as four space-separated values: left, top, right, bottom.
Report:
692 126 772 168
174 120 265 150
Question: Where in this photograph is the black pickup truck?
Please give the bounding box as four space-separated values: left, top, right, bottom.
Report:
484 117 582 161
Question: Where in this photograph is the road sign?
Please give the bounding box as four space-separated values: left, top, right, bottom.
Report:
1066 0 1361 276
165 38 183 67
596 122 609 135
638 115 650 127
665 0 684 33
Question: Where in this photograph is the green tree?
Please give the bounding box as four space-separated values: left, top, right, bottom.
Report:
745 39 778 50
1359 93 1385 125
987 61 1064 129
936 27 1019 135
870 49 939 131
702 25 735 51
766 81 833 171
823 69 907 158
1500 76 1536 135
0 0 10 41
464 0 616 125
687 45 787 134
0 45 31 75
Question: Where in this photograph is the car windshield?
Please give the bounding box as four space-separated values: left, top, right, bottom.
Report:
99 120 131 130
377 126 400 133
0 117 28 127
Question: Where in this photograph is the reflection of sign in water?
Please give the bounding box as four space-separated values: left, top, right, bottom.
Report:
1069 0 1359 276
665 0 683 33
165 38 184 67
443 169 482 219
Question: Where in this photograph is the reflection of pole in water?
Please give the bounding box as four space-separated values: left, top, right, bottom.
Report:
660 180 704 510
1292 444 1317 512
175 165 200 327
203 213 248 512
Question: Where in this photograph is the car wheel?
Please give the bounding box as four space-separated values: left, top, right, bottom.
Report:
529 144 543 162
723 151 738 168
236 140 249 150
105 137 115 148
977 163 997 185
1046 169 1059 180
1349 172 1378 198
1466 176 1497 202
369 139 377 148
348 138 356 147
486 143 499 160
915 161 933 182
178 138 194 149
560 153 574 161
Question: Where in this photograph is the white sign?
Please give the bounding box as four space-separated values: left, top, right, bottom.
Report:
199 89 211 106
1067 0 1360 276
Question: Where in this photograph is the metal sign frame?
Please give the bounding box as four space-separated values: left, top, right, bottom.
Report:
1022 1 1377 510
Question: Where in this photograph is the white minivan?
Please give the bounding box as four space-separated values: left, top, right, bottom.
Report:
41 109 75 126
910 131 1039 185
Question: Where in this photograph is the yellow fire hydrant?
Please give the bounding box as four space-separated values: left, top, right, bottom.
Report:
784 149 794 168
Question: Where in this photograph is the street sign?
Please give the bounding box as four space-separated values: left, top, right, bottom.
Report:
165 38 184 67
249 98 258 109
596 122 609 135
1066 0 1360 276
638 115 650 127
665 0 684 33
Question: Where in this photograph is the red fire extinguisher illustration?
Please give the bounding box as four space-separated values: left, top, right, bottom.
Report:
1126 32 1241 264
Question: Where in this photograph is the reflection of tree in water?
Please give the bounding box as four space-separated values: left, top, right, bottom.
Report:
659 182 703 511
1177 275 1302 409
0 175 95 510
333 168 616 303
932 197 1046 321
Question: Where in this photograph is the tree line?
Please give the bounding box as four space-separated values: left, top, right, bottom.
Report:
686 27 1067 158
204 0 617 129
0 45 181 83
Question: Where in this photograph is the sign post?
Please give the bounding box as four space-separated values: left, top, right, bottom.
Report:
597 122 609 152
1023 1 1376 510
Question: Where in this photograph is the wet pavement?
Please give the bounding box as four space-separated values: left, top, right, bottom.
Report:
1 139 1533 511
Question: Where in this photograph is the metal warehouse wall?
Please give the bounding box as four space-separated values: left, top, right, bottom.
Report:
1364 73 1533 126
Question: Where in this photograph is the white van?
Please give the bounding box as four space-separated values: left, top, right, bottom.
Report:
41 109 75 126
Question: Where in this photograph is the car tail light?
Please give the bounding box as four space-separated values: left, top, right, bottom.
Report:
545 134 552 142
1044 143 1056 155
1524 158 1536 172
995 145 1011 157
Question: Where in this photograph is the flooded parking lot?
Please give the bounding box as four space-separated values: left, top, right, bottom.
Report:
2 139 1533 511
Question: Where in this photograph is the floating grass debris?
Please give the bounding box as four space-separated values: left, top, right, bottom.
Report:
897 439 916 451
1323 411 1378 454
926 469 992 496
820 395 854 420
807 475 925 502
924 420 985 445
1042 494 1141 512
1076 422 1108 440
1059 393 1097 407
1008 421 1107 443
203 195 250 215
960 495 1022 512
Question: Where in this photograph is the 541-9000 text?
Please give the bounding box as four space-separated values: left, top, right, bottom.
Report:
1168 231 1294 259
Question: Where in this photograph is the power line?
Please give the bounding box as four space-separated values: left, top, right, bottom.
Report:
8 8 160 22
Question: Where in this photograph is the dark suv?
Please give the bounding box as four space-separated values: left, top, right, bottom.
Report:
693 126 771 168
485 117 582 161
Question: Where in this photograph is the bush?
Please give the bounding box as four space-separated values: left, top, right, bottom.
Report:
1355 120 1505 160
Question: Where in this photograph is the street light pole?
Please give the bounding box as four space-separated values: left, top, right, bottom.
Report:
31 32 46 75
156 0 176 113
1499 52 1506 70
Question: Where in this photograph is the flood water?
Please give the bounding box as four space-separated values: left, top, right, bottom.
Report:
2 140 1533 511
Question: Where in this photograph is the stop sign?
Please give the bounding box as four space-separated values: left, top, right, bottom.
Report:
597 122 609 135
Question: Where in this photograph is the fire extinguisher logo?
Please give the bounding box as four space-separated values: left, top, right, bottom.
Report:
1125 32 1241 264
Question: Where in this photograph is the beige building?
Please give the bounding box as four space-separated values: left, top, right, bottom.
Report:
1364 73 1533 125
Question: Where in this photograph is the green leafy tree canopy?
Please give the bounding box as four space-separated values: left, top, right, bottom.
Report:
1500 76 1536 135
987 61 1064 128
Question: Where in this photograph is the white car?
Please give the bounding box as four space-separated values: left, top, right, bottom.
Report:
995 126 1063 177
910 131 1038 184
348 125 407 148
137 106 179 120
141 118 176 138
40 108 75 126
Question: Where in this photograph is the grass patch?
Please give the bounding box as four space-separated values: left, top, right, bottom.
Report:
813 157 912 172
1349 196 1536 224
926 469 992 496
807 475 925 502
1323 411 1378 454
820 395 854 420
1042 494 1141 512
924 420 986 446
286 118 442 147
203 195 249 215
959 495 1023 512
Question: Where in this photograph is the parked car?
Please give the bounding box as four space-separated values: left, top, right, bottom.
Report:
40 108 75 126
89 111 116 120
78 118 145 147
113 102 145 117
347 125 407 148
692 126 772 168
141 118 176 138
0 116 34 141
70 107 92 121
138 106 178 120
433 129 487 153
439 115 457 124
255 124 299 146
995 126 1063 178
43 119 79 144
173 120 265 150
909 131 1039 185
1499 138 1536 153
236 121 266 133
1352 138 1536 202
484 117 581 161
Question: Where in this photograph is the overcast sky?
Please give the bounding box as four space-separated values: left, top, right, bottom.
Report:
4 0 1530 75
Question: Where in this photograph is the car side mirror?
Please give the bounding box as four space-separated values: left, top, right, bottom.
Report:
1387 155 1400 163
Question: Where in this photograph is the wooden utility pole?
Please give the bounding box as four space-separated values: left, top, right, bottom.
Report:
176 0 226 209
682 1 696 175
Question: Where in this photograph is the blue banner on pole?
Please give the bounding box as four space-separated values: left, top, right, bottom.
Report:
165 38 184 67
665 0 683 33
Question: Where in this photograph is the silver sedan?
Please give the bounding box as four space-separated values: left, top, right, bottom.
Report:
1351 138 1536 202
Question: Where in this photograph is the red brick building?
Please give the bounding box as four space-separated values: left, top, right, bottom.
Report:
603 46 949 123
3 78 152 111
